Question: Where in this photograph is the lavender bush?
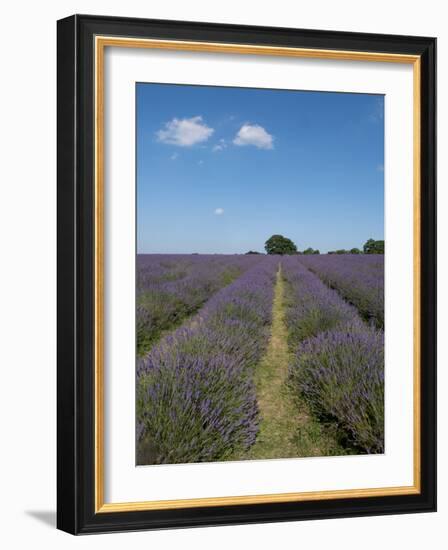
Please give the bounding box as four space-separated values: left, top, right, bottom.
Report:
136 254 262 355
282 256 384 453
299 254 384 329
291 326 384 453
282 257 362 345
137 258 277 464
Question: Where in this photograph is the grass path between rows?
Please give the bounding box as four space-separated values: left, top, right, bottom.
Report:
244 263 344 460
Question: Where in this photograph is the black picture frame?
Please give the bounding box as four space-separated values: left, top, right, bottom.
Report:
57 14 436 535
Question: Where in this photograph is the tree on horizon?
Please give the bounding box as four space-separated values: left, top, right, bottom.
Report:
264 235 297 255
363 239 385 254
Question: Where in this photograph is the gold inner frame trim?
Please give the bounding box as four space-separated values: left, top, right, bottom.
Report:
94 35 421 513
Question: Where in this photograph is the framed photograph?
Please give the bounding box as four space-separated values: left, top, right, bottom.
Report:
57 14 436 534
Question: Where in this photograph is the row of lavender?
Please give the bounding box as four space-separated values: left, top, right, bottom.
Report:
299 254 384 329
137 257 278 464
136 254 262 355
282 257 384 453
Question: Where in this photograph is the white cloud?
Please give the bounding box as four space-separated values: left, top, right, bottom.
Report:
213 139 227 152
170 153 179 160
214 208 224 215
233 124 274 149
156 116 214 147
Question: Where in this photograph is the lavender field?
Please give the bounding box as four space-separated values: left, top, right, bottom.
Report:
136 253 384 464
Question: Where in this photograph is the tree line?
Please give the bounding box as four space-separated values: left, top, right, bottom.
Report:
246 235 384 255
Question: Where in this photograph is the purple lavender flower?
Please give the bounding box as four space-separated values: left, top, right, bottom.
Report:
282 256 362 345
137 257 277 464
290 325 384 453
298 254 384 328
136 254 264 354
282 256 384 453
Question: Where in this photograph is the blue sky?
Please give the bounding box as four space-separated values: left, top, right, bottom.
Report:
137 83 384 254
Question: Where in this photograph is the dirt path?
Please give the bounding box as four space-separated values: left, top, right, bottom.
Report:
245 263 343 460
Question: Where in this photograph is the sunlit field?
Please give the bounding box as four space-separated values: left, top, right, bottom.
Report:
136 253 384 465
